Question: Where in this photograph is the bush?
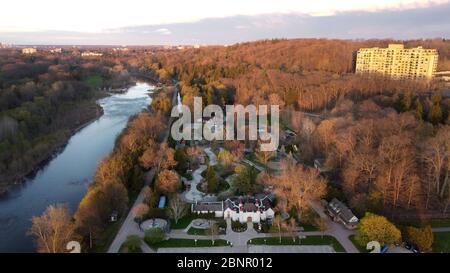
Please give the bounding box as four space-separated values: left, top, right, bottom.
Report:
144 228 166 245
404 225 433 252
356 213 402 246
231 221 247 232
120 235 142 253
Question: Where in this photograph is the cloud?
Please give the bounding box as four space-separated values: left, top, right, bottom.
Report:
1 2 449 45
155 28 172 35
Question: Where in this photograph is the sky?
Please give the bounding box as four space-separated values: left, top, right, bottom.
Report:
0 0 449 44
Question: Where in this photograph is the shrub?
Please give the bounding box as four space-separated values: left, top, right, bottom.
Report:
144 228 166 245
120 235 142 253
404 225 433 252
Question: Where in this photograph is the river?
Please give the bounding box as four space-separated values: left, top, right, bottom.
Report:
0 82 153 253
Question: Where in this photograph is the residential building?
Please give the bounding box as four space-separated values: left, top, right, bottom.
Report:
326 198 359 229
191 194 275 224
356 44 438 79
435 71 450 87
81 51 103 57
49 48 62 54
22 47 37 55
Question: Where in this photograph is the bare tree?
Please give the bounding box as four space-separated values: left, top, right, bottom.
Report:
270 156 327 218
28 204 76 253
315 217 329 239
273 215 283 244
206 222 219 245
167 194 189 224
132 203 149 223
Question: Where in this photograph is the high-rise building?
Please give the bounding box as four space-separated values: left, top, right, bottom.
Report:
355 44 438 79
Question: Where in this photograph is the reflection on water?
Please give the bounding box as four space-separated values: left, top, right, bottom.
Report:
0 83 153 253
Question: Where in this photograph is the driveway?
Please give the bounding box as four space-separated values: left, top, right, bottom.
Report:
309 201 359 253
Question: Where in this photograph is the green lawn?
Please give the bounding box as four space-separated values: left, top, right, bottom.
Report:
396 219 450 228
119 236 143 253
248 236 346 252
89 189 141 252
148 238 229 249
433 232 450 253
170 214 197 229
89 221 123 253
349 235 367 253
301 224 319 232
84 75 103 89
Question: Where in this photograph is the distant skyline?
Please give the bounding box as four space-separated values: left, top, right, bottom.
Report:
1 0 449 45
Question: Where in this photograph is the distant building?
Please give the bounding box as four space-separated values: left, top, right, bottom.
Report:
326 198 359 229
435 71 450 87
191 194 275 224
22 47 37 55
356 44 438 80
81 51 103 57
0 43 9 49
112 47 129 52
49 48 62 54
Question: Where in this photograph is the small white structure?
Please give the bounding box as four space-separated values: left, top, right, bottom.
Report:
191 195 275 224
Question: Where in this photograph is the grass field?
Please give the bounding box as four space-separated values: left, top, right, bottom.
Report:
433 232 450 253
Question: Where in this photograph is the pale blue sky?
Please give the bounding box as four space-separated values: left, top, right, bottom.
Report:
0 0 447 32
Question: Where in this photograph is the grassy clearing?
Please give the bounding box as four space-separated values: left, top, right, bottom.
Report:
84 75 103 89
433 232 450 253
349 235 367 253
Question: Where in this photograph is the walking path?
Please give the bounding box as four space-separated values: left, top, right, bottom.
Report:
184 165 207 203
204 147 218 166
432 227 450 232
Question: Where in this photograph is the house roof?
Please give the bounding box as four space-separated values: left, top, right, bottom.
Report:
327 198 358 224
192 202 223 212
224 195 273 212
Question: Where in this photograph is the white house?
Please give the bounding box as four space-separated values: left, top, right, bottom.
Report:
223 196 275 224
191 195 275 224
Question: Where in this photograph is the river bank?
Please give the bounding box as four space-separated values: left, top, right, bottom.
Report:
0 100 104 196
0 83 154 252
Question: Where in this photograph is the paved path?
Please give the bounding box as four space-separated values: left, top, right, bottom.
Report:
204 147 218 166
248 245 335 253
184 165 207 203
242 159 265 172
432 227 450 232
108 169 155 253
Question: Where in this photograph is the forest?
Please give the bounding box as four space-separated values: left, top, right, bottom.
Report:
151 38 450 219
0 48 136 192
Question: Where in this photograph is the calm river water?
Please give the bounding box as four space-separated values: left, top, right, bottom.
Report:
0 82 153 252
